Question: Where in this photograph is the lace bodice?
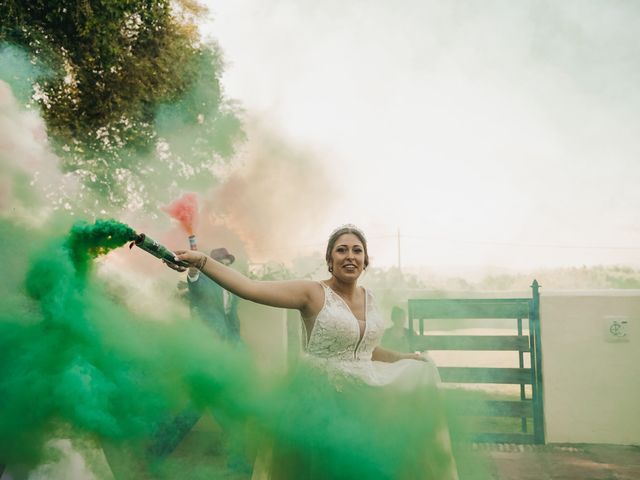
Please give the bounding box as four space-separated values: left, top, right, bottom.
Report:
305 282 384 361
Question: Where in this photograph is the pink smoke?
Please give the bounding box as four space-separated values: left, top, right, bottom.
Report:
161 193 199 235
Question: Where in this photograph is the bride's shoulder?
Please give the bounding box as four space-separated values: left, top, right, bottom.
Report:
299 280 327 312
361 284 376 298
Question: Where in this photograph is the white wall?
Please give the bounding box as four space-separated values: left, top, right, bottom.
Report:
237 300 288 373
540 292 640 445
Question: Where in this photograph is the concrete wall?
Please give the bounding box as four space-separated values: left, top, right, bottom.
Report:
540 292 640 445
237 300 288 373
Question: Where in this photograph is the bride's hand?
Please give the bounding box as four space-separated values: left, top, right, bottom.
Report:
406 352 429 362
163 250 208 272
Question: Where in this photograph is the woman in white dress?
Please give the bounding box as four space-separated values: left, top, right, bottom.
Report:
167 225 458 479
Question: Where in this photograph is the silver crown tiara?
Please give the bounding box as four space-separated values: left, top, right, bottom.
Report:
329 223 366 241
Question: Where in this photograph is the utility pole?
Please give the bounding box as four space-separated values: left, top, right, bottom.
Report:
397 227 402 273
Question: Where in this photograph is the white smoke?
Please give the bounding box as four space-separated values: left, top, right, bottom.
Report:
201 120 341 263
0 80 79 224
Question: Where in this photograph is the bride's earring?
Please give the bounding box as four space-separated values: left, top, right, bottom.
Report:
328 264 333 273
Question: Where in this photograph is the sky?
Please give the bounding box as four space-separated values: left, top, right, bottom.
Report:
198 0 640 270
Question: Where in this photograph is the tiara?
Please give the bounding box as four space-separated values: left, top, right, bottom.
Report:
329 223 366 241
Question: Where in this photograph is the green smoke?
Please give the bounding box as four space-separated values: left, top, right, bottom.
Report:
0 217 479 479
0 44 48 106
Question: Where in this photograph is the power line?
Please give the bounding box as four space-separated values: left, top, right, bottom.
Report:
368 234 640 251
261 233 640 254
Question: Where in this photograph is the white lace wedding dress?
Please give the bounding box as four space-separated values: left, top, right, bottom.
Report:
305 282 443 391
253 282 459 480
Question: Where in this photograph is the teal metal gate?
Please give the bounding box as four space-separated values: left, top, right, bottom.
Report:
408 280 545 444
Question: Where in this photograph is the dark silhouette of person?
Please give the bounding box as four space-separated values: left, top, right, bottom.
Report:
147 247 246 471
381 306 414 353
186 247 241 343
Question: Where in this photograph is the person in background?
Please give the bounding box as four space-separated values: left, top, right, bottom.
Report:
147 247 246 472
186 247 241 344
381 306 414 353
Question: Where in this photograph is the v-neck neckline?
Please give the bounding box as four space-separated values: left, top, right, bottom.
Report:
323 282 366 320
322 282 368 340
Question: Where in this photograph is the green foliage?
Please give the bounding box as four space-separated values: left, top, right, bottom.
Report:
0 0 243 210
360 267 426 318
248 261 296 281
479 265 640 290
364 266 426 290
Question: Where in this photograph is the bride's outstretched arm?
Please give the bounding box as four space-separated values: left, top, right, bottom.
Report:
167 249 317 311
372 347 426 363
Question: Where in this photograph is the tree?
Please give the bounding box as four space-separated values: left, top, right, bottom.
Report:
0 0 243 210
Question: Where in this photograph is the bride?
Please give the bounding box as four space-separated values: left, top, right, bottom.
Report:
167 225 458 479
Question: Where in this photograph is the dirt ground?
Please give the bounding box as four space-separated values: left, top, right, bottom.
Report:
457 443 640 480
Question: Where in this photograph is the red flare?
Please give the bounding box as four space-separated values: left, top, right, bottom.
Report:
161 193 198 235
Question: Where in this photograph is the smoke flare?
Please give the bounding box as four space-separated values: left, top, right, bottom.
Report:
161 193 199 236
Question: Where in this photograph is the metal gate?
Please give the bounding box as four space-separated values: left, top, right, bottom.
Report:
408 280 544 444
